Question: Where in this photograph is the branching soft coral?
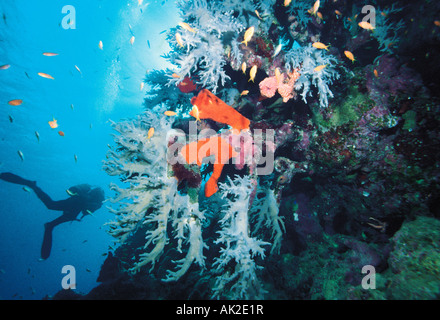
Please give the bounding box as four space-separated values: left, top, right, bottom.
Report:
285 44 340 108
212 175 270 299
166 0 245 93
103 109 206 279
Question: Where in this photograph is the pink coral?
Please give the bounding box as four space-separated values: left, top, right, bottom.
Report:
259 69 300 103
259 76 278 99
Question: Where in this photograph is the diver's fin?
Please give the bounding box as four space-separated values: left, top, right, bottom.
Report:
41 225 53 260
0 172 36 187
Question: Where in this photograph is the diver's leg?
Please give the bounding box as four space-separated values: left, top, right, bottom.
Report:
32 185 59 210
41 216 70 259
0 172 69 210
0 172 36 187
0 172 56 208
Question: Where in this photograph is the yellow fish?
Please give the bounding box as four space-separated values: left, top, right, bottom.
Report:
284 0 292 7
178 22 196 33
249 65 257 82
147 127 154 139
241 62 247 74
312 42 329 50
255 10 263 20
314 64 327 72
8 99 23 106
358 21 375 30
48 118 58 129
241 26 255 46
175 33 184 47
275 67 282 83
164 110 177 116
43 52 59 57
344 50 355 62
38 72 54 80
191 105 201 122
308 0 320 16
240 90 249 96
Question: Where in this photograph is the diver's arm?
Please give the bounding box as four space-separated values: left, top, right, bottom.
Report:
32 186 78 211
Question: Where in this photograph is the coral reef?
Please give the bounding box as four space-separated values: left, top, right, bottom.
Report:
62 0 440 301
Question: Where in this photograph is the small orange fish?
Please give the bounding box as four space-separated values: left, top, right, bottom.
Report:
171 73 181 78
374 69 379 78
312 42 329 50
43 52 59 57
0 64 11 70
284 0 292 7
358 21 375 30
130 36 135 45
249 65 257 82
147 127 154 139
58 131 65 136
140 82 144 90
178 22 196 33
241 26 255 46
308 0 320 16
240 90 249 96
99 40 103 50
435 20 440 27
48 118 58 129
335 10 342 16
275 67 282 83
344 50 355 62
317 12 323 20
38 72 54 80
164 110 177 116
255 10 263 20
8 99 23 106
314 64 327 72
175 33 184 47
191 105 201 122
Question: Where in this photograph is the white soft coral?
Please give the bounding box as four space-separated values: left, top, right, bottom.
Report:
212 175 270 299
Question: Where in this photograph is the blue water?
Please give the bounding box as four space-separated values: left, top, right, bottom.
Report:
0 0 179 300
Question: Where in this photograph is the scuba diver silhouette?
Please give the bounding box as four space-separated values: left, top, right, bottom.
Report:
0 172 105 260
